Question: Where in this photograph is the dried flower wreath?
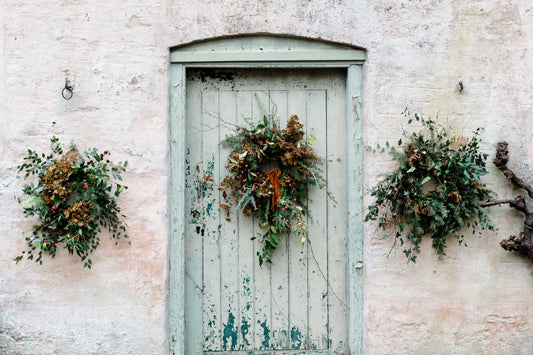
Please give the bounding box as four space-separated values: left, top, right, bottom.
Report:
15 137 128 269
221 115 331 266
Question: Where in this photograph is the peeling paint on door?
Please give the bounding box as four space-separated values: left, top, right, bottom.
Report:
290 326 303 349
184 68 349 353
258 319 270 349
240 317 251 348
222 312 238 350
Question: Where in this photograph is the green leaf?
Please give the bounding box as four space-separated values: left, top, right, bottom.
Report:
270 233 281 247
420 176 431 185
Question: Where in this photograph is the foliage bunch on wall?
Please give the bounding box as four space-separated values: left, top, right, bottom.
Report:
16 137 128 268
221 115 330 266
365 112 495 262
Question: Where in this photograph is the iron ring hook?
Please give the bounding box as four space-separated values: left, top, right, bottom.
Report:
62 79 73 100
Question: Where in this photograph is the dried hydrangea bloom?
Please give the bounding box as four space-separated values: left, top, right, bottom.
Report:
285 115 304 143
39 150 78 204
63 201 94 226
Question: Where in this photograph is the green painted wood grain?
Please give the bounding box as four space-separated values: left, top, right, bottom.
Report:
347 64 364 355
169 63 186 355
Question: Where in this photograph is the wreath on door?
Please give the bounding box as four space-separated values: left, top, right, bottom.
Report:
220 115 332 266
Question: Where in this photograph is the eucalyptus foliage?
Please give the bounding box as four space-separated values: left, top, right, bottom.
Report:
15 137 128 269
365 113 495 262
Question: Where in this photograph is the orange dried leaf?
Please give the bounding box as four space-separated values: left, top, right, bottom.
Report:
203 175 214 181
220 204 230 210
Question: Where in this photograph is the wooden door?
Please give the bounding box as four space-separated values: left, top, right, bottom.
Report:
185 68 348 354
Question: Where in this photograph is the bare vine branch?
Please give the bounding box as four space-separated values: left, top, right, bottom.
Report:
480 196 529 215
492 142 533 198
480 199 516 208
482 141 533 263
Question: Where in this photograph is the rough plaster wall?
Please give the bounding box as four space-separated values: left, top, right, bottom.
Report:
0 0 532 354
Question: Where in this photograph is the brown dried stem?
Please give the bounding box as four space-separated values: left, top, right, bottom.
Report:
480 196 529 215
492 142 533 199
482 141 533 262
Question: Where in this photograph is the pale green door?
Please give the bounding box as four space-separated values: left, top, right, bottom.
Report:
185 68 348 354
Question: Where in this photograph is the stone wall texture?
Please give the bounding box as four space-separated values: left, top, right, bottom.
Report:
1 0 532 354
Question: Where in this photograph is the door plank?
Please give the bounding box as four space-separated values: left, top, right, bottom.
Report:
219 91 241 351
185 77 204 354
202 90 222 351
286 89 310 350
326 78 349 353
252 90 274 350
269 90 290 350
235 90 256 350
306 90 329 350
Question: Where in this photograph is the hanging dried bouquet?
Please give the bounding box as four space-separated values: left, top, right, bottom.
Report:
221 115 331 266
15 137 128 269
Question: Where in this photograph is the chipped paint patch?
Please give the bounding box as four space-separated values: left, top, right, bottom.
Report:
242 277 252 311
206 155 215 176
290 326 303 349
205 310 218 346
222 312 238 350
242 277 251 294
352 96 360 120
206 201 214 216
202 156 215 198
272 329 287 348
258 319 270 349
240 317 251 347
354 167 361 183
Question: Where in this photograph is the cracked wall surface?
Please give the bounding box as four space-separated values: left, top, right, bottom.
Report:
1 0 533 353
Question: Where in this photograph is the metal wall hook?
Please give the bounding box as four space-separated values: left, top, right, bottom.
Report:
62 79 73 100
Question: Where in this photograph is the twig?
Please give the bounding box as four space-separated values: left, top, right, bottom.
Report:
202 110 241 133
308 243 347 308
480 196 529 215
480 199 515 208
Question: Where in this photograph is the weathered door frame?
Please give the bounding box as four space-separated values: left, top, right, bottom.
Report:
169 34 365 354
